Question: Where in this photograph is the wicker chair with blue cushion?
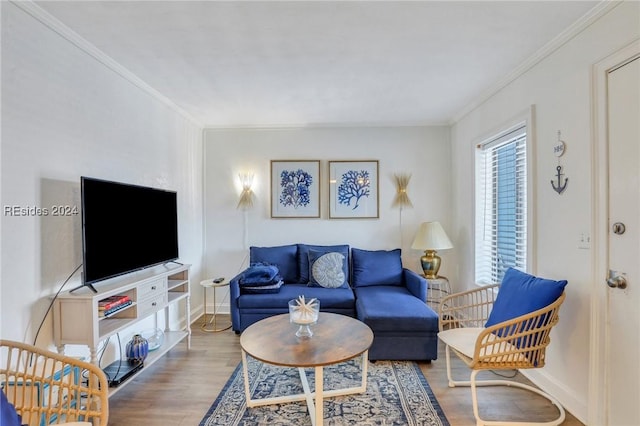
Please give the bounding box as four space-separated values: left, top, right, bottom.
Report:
438 268 567 426
1 340 108 426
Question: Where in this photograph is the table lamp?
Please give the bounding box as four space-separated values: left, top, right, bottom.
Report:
411 221 453 279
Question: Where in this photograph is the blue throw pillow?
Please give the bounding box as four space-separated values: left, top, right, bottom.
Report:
351 248 403 287
485 268 568 328
1 390 22 426
298 244 350 283
308 250 348 289
250 244 298 283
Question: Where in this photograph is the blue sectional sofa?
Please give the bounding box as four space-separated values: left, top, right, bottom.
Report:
229 243 440 361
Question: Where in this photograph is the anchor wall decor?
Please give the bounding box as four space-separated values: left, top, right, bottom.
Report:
551 130 568 195
551 165 568 194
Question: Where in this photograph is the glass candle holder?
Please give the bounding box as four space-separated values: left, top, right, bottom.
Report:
288 297 320 338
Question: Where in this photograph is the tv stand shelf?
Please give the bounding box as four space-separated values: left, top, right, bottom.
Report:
53 263 191 396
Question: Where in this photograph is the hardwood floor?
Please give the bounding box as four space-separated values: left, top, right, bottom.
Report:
107 315 584 425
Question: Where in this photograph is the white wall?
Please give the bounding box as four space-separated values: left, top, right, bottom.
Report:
0 2 204 359
202 126 451 310
449 2 640 423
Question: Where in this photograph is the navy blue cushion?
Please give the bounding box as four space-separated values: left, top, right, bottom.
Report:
250 245 298 283
308 250 348 289
355 286 439 332
1 390 22 426
298 244 349 283
238 283 355 310
352 248 403 287
485 268 567 328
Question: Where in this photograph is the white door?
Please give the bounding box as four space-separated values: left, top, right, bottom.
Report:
606 55 640 426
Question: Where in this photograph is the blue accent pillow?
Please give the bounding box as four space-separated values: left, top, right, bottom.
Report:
352 248 403 287
1 390 22 426
485 268 568 328
298 244 350 283
308 250 348 289
250 245 298 283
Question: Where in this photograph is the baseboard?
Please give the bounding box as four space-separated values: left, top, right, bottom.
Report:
520 369 587 424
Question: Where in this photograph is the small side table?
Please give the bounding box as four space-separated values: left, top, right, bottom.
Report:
200 278 231 332
425 276 451 312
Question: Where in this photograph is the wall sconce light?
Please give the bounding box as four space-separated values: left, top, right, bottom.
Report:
237 173 254 210
392 173 413 208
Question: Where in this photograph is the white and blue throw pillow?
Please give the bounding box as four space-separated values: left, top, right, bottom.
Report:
308 250 348 289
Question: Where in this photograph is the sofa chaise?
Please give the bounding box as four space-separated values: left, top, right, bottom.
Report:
229 243 439 361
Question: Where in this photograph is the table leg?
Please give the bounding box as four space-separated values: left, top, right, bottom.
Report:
241 350 253 406
315 366 324 426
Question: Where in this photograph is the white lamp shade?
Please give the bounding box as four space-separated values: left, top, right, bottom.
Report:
411 221 453 251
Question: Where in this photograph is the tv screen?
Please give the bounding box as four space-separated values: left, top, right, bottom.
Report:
80 176 179 287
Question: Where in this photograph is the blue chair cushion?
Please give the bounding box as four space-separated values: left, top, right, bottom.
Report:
352 248 403 287
308 250 348 289
1 390 22 426
250 244 298 283
485 268 568 328
298 244 350 284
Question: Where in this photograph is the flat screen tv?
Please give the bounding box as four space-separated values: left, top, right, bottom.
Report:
74 176 179 292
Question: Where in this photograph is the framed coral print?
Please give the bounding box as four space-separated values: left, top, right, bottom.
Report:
271 160 321 218
329 160 379 219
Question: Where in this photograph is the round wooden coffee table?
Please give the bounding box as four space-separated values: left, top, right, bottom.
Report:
240 312 373 426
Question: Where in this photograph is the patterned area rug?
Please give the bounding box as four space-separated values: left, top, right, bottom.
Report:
199 356 450 426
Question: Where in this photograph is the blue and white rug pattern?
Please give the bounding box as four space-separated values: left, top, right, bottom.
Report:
200 356 449 426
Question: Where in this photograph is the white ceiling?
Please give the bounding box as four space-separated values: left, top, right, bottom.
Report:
35 1 601 128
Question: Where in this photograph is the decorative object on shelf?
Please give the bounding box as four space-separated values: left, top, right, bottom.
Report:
288 296 320 338
140 328 165 351
411 221 453 279
237 173 255 210
551 130 568 194
329 160 379 219
271 160 321 218
126 334 149 363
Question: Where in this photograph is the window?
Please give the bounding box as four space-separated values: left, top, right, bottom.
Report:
475 125 527 285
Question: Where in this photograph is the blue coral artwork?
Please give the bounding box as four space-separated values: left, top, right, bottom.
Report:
280 169 312 208
330 160 379 219
271 160 320 218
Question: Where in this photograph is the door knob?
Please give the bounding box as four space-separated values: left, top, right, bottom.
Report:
612 222 626 235
607 272 628 289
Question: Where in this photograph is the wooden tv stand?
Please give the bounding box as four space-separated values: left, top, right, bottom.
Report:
53 263 191 395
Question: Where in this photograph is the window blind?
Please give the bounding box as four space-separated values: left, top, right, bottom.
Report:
475 126 527 285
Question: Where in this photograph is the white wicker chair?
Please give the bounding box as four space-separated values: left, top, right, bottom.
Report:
438 285 566 426
1 340 108 426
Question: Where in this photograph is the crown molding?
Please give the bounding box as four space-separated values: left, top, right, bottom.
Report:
450 0 622 125
203 120 450 130
10 0 203 129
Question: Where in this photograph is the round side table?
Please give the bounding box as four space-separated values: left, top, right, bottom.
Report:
200 278 231 332
425 275 451 312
